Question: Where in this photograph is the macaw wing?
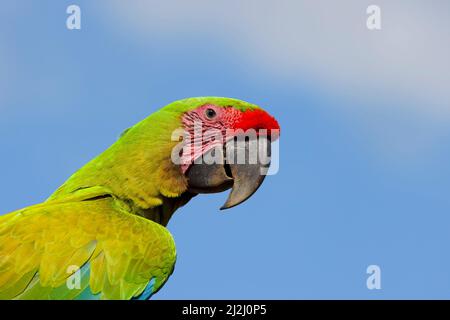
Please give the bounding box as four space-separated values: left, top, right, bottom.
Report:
0 196 176 300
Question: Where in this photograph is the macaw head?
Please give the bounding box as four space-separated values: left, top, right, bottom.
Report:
162 97 280 210
80 97 281 212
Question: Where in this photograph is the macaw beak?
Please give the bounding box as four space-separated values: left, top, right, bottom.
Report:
186 136 271 210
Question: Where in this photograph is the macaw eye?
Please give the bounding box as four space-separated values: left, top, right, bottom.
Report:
205 108 217 119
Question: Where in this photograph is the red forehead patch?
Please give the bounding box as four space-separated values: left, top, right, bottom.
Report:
233 109 280 137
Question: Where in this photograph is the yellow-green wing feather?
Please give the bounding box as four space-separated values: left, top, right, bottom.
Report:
0 197 176 300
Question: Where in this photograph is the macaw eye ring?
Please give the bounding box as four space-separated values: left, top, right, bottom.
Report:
205 108 217 119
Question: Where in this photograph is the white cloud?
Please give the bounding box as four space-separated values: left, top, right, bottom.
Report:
96 0 450 165
103 0 450 119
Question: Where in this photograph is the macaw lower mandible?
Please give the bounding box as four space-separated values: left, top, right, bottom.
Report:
0 97 280 300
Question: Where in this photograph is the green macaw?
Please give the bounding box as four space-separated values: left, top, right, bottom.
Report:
0 97 280 300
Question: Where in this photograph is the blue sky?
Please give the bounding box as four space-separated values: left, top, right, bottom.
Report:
1 1 450 299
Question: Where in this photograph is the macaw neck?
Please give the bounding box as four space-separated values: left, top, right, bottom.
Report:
133 192 195 226
48 119 190 223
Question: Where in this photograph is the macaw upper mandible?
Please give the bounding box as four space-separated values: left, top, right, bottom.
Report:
0 97 280 300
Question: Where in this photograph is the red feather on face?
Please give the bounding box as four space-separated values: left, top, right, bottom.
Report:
232 109 280 139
